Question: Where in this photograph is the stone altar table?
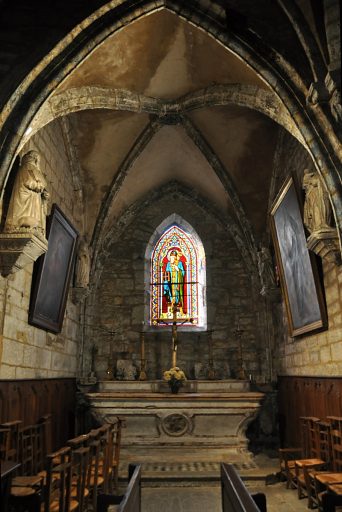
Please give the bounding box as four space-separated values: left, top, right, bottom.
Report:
87 380 264 467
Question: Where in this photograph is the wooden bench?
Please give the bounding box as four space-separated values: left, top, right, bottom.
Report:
97 464 141 512
221 463 267 512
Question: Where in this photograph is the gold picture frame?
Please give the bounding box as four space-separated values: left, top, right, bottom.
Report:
270 176 327 336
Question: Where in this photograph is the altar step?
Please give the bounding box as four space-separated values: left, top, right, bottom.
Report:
119 454 279 485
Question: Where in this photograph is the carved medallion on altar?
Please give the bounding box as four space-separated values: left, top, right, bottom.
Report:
159 413 192 437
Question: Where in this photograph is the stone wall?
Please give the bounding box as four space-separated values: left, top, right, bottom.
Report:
87 191 269 382
271 131 342 376
0 120 83 379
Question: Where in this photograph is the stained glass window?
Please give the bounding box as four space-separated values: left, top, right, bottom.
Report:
150 224 206 327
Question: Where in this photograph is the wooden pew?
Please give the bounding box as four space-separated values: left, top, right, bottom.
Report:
221 463 267 512
97 464 141 512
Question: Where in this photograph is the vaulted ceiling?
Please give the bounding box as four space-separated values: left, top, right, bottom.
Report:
2 1 331 260
43 10 290 248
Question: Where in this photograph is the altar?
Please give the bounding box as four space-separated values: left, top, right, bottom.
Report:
87 379 264 467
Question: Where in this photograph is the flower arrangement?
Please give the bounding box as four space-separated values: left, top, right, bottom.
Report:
163 366 187 393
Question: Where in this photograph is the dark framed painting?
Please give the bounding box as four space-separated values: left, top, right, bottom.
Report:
270 176 327 336
29 204 78 333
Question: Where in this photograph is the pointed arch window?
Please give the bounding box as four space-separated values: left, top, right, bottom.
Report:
149 222 206 328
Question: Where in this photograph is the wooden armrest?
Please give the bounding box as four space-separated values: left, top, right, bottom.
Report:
279 447 302 453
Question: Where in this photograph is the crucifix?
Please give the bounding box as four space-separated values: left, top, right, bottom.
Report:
158 302 193 367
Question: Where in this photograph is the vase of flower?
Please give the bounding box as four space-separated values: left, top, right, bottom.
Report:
163 366 186 394
170 377 182 394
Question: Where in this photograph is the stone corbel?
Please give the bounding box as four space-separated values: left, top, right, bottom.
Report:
307 228 341 265
72 286 90 304
325 69 342 123
306 81 330 106
0 231 48 276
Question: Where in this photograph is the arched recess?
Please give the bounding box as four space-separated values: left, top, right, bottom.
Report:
145 214 206 330
92 180 257 290
0 1 340 241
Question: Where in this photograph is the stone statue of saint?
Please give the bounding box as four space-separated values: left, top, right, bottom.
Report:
4 150 49 236
75 239 91 288
257 246 276 294
302 168 332 233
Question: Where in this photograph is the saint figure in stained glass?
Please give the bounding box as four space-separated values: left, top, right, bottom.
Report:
149 220 206 328
163 249 186 315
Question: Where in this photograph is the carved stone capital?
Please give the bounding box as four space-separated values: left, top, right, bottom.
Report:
0 231 48 276
307 228 341 265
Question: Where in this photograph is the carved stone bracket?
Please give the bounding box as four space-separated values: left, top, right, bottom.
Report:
72 286 90 304
306 81 330 106
0 231 48 276
260 285 281 301
325 70 342 123
307 228 341 265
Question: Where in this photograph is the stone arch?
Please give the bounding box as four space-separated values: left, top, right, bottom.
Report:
0 0 340 240
145 214 207 330
92 180 257 291
21 84 305 149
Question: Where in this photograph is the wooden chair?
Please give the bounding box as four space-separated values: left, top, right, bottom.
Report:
296 420 331 508
67 433 91 511
97 464 141 512
10 424 45 506
0 420 22 461
96 424 112 494
0 427 11 460
324 483 342 512
9 418 51 510
110 418 125 491
70 446 91 512
311 426 342 510
279 416 323 490
43 446 79 512
88 428 105 512
279 447 302 488
67 428 111 511
96 420 125 493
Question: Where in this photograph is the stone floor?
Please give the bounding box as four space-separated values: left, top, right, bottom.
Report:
119 454 313 511
141 481 310 512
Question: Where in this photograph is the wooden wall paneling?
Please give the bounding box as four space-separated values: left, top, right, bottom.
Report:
25 384 38 425
278 376 342 447
0 388 4 420
10 383 22 422
0 378 76 451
